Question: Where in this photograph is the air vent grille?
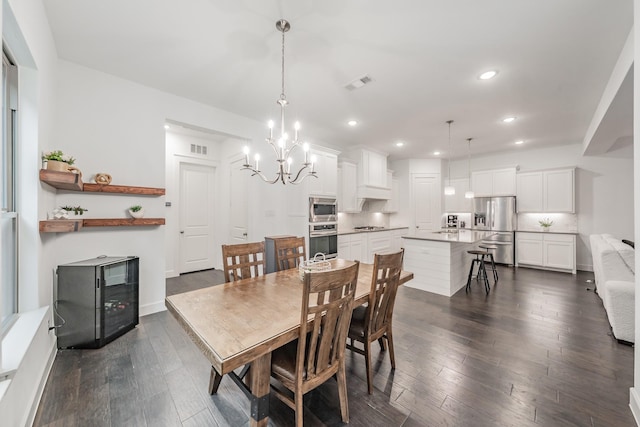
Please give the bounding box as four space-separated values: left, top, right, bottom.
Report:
344 74 373 91
190 144 208 155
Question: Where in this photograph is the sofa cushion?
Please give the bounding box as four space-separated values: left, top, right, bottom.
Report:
603 235 635 275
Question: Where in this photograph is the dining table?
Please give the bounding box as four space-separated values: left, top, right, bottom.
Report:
165 258 413 427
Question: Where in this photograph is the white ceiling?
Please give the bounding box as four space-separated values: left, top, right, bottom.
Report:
43 0 633 161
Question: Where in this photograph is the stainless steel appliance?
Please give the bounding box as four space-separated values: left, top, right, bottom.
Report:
472 196 516 265
309 223 338 259
309 197 337 223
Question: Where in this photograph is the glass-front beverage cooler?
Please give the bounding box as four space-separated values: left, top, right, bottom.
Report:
56 256 139 349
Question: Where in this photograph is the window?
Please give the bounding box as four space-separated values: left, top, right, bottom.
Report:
1 48 18 336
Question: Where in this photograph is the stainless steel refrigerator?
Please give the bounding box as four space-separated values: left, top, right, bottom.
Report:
472 196 516 265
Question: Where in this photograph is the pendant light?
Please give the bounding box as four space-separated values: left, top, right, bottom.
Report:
465 138 475 199
443 120 455 196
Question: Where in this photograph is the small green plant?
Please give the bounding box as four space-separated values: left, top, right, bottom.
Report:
42 150 75 165
539 217 553 228
129 205 143 212
60 205 88 215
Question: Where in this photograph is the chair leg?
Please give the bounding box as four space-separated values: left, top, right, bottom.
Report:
337 360 350 423
378 337 386 351
364 340 373 394
386 329 396 370
490 254 498 282
466 259 476 292
209 366 222 395
295 385 304 427
479 259 490 293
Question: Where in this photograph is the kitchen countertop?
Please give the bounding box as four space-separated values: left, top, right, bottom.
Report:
402 230 496 243
338 226 409 236
516 229 579 235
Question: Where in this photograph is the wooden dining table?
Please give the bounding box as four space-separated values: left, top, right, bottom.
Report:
165 258 413 427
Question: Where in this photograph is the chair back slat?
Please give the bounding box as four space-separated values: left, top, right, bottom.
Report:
274 236 307 271
221 241 266 283
298 262 359 383
367 250 404 335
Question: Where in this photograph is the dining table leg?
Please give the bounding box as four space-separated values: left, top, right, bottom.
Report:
249 352 271 427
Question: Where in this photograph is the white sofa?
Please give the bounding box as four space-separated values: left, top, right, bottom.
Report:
590 234 635 343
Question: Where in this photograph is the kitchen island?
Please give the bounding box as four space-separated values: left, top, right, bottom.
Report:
402 230 496 296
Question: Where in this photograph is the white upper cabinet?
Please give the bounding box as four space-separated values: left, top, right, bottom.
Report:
308 147 338 197
516 172 544 212
361 150 389 188
516 168 574 213
337 161 358 212
341 147 391 200
471 168 516 197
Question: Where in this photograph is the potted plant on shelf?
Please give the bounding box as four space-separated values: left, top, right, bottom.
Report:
60 205 88 215
539 217 553 231
42 150 80 174
129 205 144 219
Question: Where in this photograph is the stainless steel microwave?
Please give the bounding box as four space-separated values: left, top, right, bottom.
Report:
309 197 337 223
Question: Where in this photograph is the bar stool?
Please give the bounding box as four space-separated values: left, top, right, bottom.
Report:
466 249 491 293
479 245 499 283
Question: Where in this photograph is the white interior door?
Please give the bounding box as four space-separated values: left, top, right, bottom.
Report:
412 174 439 233
229 157 248 243
179 162 216 273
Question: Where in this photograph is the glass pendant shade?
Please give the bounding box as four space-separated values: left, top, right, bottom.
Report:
444 186 455 196
465 190 475 199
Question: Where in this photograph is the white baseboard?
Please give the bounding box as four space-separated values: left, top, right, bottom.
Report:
630 387 640 426
26 337 57 427
140 300 167 317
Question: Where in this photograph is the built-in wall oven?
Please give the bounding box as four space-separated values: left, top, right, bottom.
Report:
309 197 337 223
309 223 338 259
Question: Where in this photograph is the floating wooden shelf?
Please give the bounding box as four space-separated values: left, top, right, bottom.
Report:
83 218 165 227
40 169 165 195
39 169 83 191
39 220 83 233
39 218 165 232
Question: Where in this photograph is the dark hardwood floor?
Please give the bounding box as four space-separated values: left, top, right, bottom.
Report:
33 266 636 426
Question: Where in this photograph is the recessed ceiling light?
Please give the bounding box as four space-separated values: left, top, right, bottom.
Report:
164 124 170 130
502 116 516 123
395 141 404 147
514 140 524 145
347 120 358 127
479 70 498 80
434 151 441 156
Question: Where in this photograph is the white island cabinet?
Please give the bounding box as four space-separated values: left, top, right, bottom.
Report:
402 230 495 296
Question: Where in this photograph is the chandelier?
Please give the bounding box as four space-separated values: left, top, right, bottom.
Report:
242 19 317 185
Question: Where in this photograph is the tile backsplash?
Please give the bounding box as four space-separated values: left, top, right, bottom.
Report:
517 213 578 233
337 212 389 230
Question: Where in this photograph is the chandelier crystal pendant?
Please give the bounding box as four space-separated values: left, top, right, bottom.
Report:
241 19 317 185
465 138 475 199
443 120 455 196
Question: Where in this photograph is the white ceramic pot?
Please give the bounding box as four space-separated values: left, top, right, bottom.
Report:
129 209 145 219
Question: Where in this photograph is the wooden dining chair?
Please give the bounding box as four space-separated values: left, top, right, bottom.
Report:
270 261 359 427
208 241 267 395
221 241 266 282
347 249 404 394
274 236 306 271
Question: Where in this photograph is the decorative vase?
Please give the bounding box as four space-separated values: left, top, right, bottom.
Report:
129 209 145 219
46 160 70 172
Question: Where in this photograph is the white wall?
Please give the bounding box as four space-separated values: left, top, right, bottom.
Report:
447 142 634 271
632 1 640 421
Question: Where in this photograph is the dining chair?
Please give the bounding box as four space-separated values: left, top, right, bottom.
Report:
221 241 266 282
274 236 307 271
270 261 359 427
208 241 266 395
347 249 404 394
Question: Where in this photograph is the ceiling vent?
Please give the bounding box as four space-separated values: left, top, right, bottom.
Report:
344 74 373 91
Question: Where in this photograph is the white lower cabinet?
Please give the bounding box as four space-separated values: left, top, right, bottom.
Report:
366 231 392 264
516 232 576 274
338 234 364 261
